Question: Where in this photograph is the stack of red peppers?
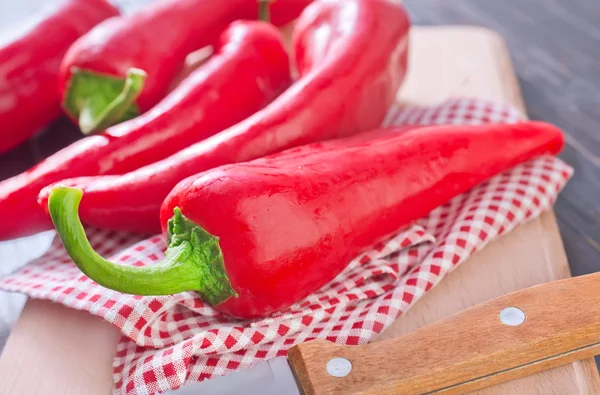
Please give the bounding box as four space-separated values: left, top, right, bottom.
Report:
1 0 566 320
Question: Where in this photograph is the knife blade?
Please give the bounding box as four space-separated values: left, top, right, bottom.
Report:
164 271 600 395
162 356 300 395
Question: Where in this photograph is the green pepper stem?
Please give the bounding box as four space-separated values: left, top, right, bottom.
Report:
47 186 237 305
258 0 271 22
78 68 147 135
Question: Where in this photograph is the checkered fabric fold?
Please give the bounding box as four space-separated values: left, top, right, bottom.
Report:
0 97 573 395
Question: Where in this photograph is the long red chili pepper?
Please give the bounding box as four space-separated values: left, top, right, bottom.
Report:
39 0 412 234
47 121 565 319
0 21 291 241
60 0 312 134
0 0 119 154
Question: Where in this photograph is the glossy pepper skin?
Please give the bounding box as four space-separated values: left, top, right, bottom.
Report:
40 0 412 234
0 0 119 154
47 121 565 319
0 21 291 241
60 0 312 134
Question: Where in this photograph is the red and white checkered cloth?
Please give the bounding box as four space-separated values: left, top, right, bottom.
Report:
0 97 573 395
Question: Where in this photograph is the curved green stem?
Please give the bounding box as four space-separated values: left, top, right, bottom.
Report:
47 186 237 305
78 68 147 135
258 0 271 22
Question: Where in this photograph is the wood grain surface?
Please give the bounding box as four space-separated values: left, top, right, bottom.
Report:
403 0 600 370
403 0 600 280
289 271 600 395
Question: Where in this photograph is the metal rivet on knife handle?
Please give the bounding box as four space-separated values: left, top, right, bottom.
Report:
499 307 526 326
326 357 352 377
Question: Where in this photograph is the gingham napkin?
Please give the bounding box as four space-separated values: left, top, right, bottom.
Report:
0 98 573 395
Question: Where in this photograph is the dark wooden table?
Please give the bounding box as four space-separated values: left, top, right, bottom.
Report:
403 0 600 278
1 0 599 353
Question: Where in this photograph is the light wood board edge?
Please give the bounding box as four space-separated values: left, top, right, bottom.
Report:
289 267 600 395
377 26 599 394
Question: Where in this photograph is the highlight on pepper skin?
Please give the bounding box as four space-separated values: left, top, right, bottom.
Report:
46 121 564 320
34 0 411 236
0 18 293 241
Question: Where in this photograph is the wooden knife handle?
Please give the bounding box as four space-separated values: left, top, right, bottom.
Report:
287 272 600 395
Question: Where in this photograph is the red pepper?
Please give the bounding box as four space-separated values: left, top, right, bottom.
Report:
0 21 291 241
60 0 312 134
47 121 565 319
0 0 119 154
39 0 412 234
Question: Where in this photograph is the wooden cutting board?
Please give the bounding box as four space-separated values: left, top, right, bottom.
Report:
0 26 598 394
